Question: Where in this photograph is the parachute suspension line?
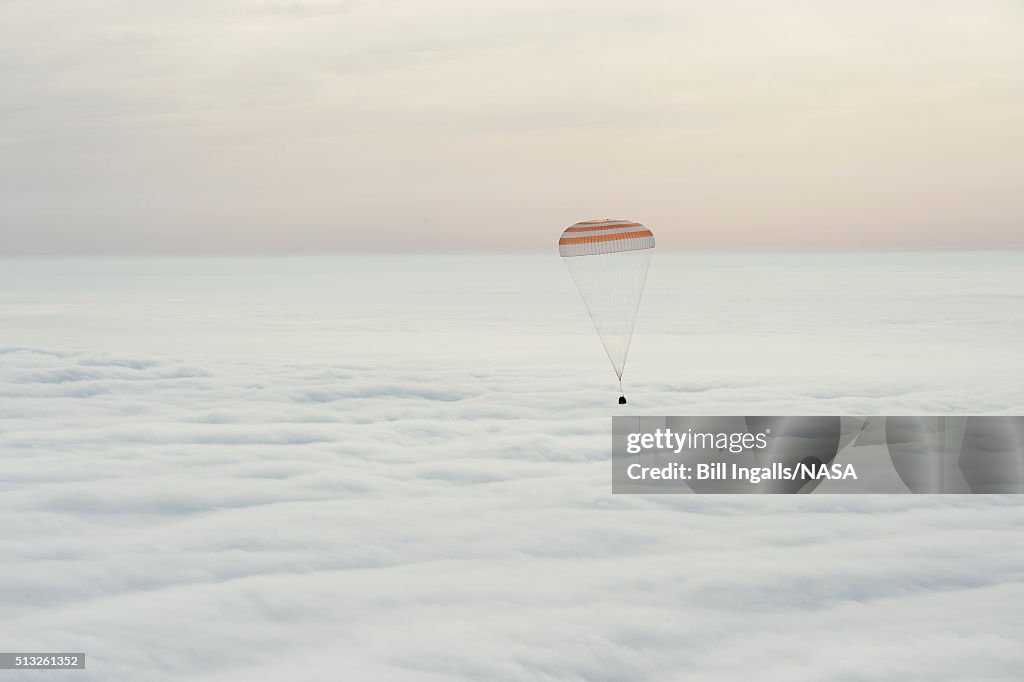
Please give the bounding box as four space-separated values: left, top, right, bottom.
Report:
564 249 651 396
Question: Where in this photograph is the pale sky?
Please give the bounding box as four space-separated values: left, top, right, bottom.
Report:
1 0 1022 254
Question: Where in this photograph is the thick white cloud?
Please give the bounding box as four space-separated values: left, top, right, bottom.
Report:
0 252 1022 680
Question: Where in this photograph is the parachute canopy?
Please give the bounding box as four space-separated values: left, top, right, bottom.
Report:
559 219 655 400
558 219 655 258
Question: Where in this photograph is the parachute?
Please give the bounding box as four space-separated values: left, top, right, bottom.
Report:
559 219 655 404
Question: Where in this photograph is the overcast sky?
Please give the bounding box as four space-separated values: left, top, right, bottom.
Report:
1 0 1022 254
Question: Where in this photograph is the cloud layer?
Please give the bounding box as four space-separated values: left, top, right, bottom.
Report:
0 252 1022 680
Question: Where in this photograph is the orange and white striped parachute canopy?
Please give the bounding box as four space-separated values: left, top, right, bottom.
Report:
558 219 655 257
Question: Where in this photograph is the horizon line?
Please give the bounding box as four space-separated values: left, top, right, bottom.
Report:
1 244 1023 259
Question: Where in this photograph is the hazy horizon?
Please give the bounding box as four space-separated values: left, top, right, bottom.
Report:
3 245 1024 259
2 0 1022 255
